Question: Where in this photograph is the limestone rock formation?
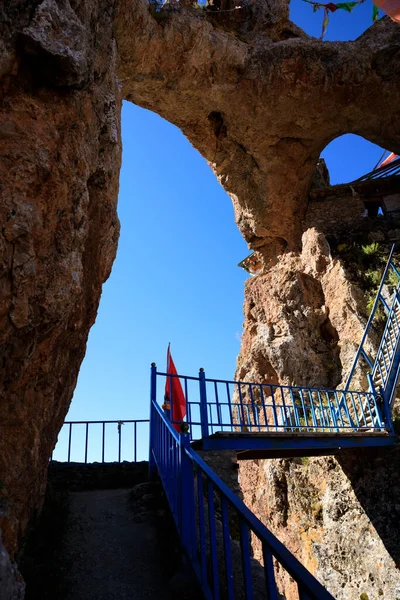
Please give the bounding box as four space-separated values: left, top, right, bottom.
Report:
236 226 400 598
0 0 121 558
1 0 400 598
116 0 400 257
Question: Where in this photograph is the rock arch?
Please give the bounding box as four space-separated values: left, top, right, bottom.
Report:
0 0 400 574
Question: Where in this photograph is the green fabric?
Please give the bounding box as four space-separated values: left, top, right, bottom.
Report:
336 2 358 12
372 4 379 20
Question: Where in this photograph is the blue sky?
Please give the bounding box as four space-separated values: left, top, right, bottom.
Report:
56 2 389 461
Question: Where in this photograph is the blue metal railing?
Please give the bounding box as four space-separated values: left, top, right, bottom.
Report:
149 398 336 600
370 284 400 401
345 244 400 395
52 419 149 463
153 367 388 439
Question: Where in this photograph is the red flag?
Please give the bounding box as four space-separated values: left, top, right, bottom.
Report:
378 152 398 169
165 345 186 433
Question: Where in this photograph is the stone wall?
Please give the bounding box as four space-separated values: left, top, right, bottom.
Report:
48 461 148 492
304 195 366 237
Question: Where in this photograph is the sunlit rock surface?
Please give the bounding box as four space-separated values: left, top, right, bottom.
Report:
236 227 400 599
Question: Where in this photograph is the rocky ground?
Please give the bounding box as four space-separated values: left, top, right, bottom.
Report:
20 477 202 600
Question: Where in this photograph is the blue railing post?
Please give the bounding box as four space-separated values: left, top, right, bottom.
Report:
199 368 209 440
370 370 395 434
149 363 157 479
180 434 197 562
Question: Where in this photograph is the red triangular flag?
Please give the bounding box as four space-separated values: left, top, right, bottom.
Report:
165 345 186 433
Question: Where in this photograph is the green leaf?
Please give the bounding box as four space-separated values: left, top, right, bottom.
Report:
372 3 379 20
335 2 357 12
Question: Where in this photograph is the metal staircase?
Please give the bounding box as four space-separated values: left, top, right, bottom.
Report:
149 397 336 600
342 244 400 429
149 246 400 600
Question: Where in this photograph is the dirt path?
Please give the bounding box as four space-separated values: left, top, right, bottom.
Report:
63 488 172 600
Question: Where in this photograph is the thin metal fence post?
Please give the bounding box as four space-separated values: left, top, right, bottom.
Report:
85 422 89 463
199 368 209 439
134 421 137 462
68 423 72 463
367 374 383 429
149 363 157 478
118 422 122 463
180 434 197 561
102 422 105 463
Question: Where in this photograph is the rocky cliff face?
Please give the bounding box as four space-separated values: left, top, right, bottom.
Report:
236 227 400 599
0 0 121 557
1 0 400 598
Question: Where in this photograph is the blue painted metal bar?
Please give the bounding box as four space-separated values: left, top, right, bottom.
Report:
289 388 301 428
202 434 396 453
262 544 278 600
207 480 220 599
348 393 360 429
259 385 269 429
361 348 373 370
199 368 209 439
307 390 317 428
316 391 327 429
249 384 259 431
85 422 89 463
214 381 223 428
270 386 279 432
196 471 209 593
151 394 338 599
378 292 390 313
226 382 234 432
180 435 197 562
345 244 397 391
186 445 336 600
280 387 293 429
237 382 246 430
53 418 148 464
67 422 72 462
240 520 254 600
102 422 105 463
221 496 235 600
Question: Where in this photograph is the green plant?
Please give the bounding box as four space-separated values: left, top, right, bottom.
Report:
365 269 381 287
366 294 386 324
386 268 399 291
361 242 380 258
300 457 310 466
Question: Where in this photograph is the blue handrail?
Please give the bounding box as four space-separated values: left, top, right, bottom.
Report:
153 366 386 438
344 244 398 392
149 396 336 600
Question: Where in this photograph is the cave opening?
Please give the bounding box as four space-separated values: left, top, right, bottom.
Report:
52 101 249 462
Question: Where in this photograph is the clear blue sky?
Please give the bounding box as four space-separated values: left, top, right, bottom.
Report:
56 2 389 461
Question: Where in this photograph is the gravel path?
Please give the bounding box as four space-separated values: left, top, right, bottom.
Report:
63 488 172 600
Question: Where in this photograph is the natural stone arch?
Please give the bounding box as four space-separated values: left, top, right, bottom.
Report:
0 0 400 571
116 0 400 256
